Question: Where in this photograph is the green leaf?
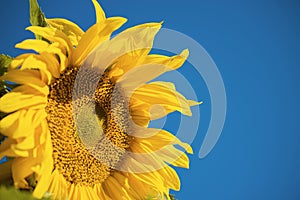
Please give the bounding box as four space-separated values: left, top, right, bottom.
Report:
0 54 13 76
29 0 48 39
0 186 52 200
0 54 13 100
169 194 177 200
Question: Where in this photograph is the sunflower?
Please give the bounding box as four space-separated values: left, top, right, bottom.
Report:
0 0 199 199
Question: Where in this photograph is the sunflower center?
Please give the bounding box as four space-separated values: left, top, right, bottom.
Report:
45 66 131 186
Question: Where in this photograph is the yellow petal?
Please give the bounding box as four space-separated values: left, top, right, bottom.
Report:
48 170 68 200
188 99 203 106
131 128 193 154
72 17 127 67
82 186 99 200
130 81 193 123
128 148 165 171
9 54 34 70
68 184 76 200
46 18 84 46
158 166 180 191
113 173 140 199
131 171 165 193
26 26 72 56
33 132 53 198
130 112 150 127
21 55 52 84
157 145 190 168
92 0 106 24
45 43 68 72
107 49 145 81
143 48 189 71
0 108 47 139
127 173 152 198
131 130 173 151
40 52 61 78
12 124 46 151
15 39 50 53
89 22 161 75
117 49 188 93
104 176 130 200
0 86 47 113
0 138 17 159
0 70 48 95
12 157 38 188
69 184 80 200
9 53 60 84
94 184 112 200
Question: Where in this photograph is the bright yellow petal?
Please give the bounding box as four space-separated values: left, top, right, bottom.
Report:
0 70 48 95
15 39 50 53
46 18 84 46
21 55 53 84
158 166 180 191
131 129 176 151
143 48 189 71
9 54 34 70
0 108 47 139
9 53 60 84
130 171 165 194
117 49 188 93
89 22 161 77
92 0 106 23
128 148 166 172
68 184 76 200
0 138 18 159
130 112 150 127
69 184 80 200
13 129 41 151
127 173 153 199
48 170 68 200
112 172 140 199
108 49 145 81
0 86 47 113
33 131 53 198
94 184 112 200
26 26 72 56
157 145 190 168
72 17 127 67
103 175 131 200
40 52 61 78
45 42 68 72
130 81 193 124
12 157 38 188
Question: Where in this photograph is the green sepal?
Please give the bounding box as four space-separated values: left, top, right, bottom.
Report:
169 194 177 200
0 54 13 76
0 54 12 98
0 54 13 120
29 0 48 39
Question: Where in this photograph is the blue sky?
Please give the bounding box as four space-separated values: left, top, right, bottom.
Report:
1 0 300 200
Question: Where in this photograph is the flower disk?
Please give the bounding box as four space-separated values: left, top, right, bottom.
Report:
46 66 131 187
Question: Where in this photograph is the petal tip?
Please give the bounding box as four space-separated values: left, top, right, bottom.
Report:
181 49 189 59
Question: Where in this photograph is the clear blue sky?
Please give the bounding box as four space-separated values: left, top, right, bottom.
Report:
0 0 300 199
